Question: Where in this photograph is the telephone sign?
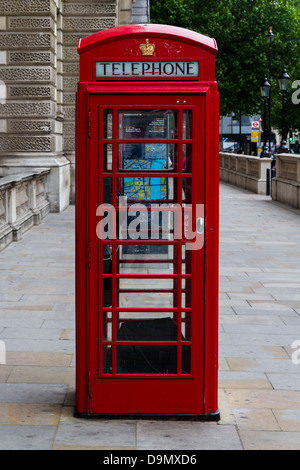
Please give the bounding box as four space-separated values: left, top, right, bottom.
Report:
96 61 199 78
76 24 220 420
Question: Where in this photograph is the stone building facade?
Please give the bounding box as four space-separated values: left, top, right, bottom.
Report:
0 0 149 214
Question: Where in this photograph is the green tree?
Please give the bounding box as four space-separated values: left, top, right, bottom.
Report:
150 0 300 131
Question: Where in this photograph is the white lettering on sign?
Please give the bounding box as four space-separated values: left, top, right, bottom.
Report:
96 61 199 78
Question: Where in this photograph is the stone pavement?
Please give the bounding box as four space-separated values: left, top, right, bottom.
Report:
0 182 300 450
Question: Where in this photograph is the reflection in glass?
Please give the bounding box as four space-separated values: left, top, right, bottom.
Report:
118 110 178 139
102 244 112 273
103 110 113 139
182 144 192 172
118 205 177 241
103 144 112 171
183 110 192 139
117 316 177 342
182 278 191 307
117 177 175 201
117 344 177 374
102 243 112 308
119 291 175 309
103 177 112 204
182 346 191 374
181 311 191 341
103 312 112 341
118 244 176 274
182 178 192 203
115 316 190 374
103 345 112 374
119 278 174 289
182 246 191 275
118 311 176 321
118 143 176 171
103 278 112 307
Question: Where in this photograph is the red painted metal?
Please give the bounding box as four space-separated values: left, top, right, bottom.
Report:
76 24 219 419
78 24 217 56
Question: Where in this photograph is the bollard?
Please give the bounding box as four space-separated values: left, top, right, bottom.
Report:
266 168 271 196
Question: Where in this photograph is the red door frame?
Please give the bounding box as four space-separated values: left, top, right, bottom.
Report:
76 83 219 420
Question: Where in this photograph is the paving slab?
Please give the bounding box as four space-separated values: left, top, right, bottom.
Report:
0 327 63 340
7 365 75 385
273 410 300 432
226 389 300 410
0 425 56 450
219 371 272 390
266 373 300 390
226 357 297 373
232 408 280 431
136 421 243 450
0 383 68 404
0 403 62 426
2 338 74 353
239 430 300 450
54 420 137 449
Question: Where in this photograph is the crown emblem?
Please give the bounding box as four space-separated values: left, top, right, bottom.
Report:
139 39 155 56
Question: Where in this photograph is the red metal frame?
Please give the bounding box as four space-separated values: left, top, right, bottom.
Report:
76 24 219 420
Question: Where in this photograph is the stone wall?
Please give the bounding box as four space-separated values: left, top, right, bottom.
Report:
272 153 300 209
219 152 272 195
0 168 50 251
62 1 117 203
0 0 69 212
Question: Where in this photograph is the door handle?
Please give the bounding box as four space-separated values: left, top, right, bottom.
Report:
196 217 204 234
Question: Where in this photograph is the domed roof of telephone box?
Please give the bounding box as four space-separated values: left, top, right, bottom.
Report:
78 23 218 56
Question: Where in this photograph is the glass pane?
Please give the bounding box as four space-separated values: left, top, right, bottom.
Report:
119 206 176 240
118 311 177 321
103 177 112 204
182 110 192 139
182 346 191 374
118 143 176 171
102 244 112 273
103 144 112 171
118 110 178 139
103 312 112 341
182 143 192 172
103 278 112 307
118 244 177 274
117 345 177 374
182 178 192 203
182 279 191 307
181 312 191 341
102 243 112 307
113 245 190 274
103 345 112 373
117 177 175 201
182 245 192 274
97 181 115 241
119 291 175 308
119 277 174 290
117 316 178 341
103 110 113 139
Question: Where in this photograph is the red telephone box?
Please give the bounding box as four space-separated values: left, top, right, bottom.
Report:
76 24 219 420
